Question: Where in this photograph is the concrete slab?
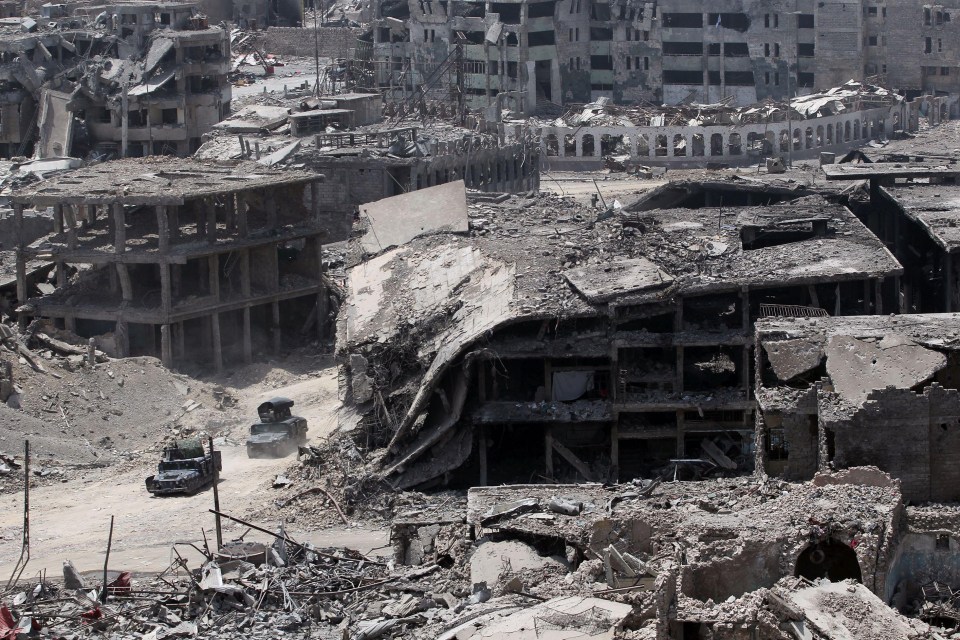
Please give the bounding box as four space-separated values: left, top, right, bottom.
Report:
762 338 825 381
359 180 468 254
563 258 673 303
455 595 633 640
825 335 946 405
782 580 922 640
469 539 566 587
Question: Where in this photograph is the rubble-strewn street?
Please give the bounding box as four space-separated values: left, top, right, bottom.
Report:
4 0 960 637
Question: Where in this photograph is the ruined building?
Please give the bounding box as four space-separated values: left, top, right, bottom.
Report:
0 1 230 160
338 184 904 490
10 158 334 371
361 0 960 114
199 99 541 240
756 313 960 503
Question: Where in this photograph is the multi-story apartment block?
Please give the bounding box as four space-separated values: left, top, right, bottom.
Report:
361 0 960 115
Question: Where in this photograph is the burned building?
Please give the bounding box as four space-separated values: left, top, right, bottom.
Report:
756 313 960 503
0 2 230 160
10 158 334 371
338 185 902 490
361 0 960 114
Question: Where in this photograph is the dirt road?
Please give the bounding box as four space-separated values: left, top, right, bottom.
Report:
0 358 388 580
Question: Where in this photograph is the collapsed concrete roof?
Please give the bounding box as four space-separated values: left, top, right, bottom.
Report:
882 183 960 254
339 187 903 487
757 313 960 408
11 157 318 205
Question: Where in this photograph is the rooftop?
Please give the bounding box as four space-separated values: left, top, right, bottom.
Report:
11 158 319 206
882 183 960 253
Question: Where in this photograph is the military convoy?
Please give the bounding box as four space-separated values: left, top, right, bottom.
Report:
145 439 222 496
144 398 307 496
245 397 308 458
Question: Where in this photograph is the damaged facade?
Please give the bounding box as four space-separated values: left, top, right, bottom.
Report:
0 1 230 160
10 158 335 371
540 83 945 168
338 184 904 491
361 0 960 114
756 313 960 503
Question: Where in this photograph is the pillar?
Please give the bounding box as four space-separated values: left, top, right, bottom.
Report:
156 205 169 253
159 263 171 313
116 319 129 358
160 323 172 367
113 204 126 254
211 312 223 372
116 263 133 301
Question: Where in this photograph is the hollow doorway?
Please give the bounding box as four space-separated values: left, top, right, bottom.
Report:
795 540 862 583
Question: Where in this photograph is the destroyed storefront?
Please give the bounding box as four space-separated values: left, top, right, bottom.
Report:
756 313 960 502
338 187 903 491
11 158 336 372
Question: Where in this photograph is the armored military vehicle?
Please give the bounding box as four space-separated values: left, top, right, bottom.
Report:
245 397 308 458
145 439 222 495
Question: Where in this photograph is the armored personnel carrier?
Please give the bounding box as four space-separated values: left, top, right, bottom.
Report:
245 398 308 458
145 439 222 495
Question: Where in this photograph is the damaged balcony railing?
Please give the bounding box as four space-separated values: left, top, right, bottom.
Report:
759 304 829 318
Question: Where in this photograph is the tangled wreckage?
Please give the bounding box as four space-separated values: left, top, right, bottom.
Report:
338 177 905 491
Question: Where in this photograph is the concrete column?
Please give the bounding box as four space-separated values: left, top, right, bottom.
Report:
159 262 171 313
160 324 173 367
207 198 217 244
113 204 126 254
237 193 248 237
211 312 223 373
116 319 129 358
176 321 186 359
116 263 133 301
156 205 169 253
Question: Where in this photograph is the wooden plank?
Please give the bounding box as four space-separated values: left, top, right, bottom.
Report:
552 439 595 482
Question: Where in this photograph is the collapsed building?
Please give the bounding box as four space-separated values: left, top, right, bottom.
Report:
756 313 960 503
822 161 960 314
338 182 906 490
9 157 335 371
0 1 231 160
198 96 540 238
360 0 960 114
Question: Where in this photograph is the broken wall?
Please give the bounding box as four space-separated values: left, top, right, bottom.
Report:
263 27 360 57
822 384 960 502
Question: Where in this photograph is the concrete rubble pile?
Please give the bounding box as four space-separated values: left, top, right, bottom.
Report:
542 82 904 130
1 468 947 639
